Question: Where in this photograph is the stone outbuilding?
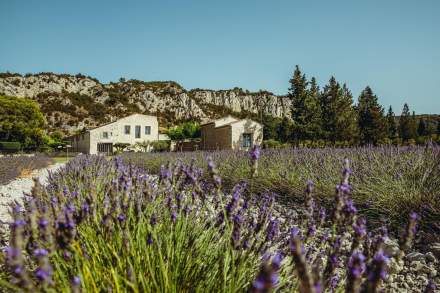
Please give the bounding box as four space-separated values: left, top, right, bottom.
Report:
200 116 263 150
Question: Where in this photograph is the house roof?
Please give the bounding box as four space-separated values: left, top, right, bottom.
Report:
200 115 239 127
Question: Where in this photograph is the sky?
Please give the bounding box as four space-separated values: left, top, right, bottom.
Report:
1 0 439 114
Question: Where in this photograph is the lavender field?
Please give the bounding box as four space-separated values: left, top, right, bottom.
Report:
0 147 439 292
123 146 440 242
0 155 53 185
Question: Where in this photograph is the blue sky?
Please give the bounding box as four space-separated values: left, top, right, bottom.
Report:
1 0 439 114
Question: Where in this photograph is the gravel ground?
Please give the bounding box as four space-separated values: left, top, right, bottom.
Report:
0 163 65 241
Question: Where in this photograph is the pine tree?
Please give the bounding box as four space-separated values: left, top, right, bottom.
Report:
386 106 398 140
320 78 358 144
409 111 418 139
288 65 309 143
302 77 323 140
357 86 387 145
398 103 412 141
277 117 293 143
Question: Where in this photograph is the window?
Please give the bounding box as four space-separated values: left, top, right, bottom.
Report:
124 125 131 135
102 132 108 139
145 126 151 135
135 125 141 138
242 133 252 148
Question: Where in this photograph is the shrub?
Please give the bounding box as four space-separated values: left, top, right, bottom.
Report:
150 140 170 152
0 154 52 184
0 141 22 153
262 139 285 149
122 146 440 241
0 154 430 291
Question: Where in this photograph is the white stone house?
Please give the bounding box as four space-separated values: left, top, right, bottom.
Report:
200 116 263 150
67 114 159 154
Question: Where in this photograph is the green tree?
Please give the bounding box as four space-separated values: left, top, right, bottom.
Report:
0 95 47 149
167 121 201 141
288 66 323 143
357 86 387 145
320 78 358 144
277 117 293 143
386 106 398 140
417 119 428 137
263 115 281 140
398 103 412 141
409 111 418 140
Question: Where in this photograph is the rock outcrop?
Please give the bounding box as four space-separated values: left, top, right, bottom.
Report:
0 73 290 134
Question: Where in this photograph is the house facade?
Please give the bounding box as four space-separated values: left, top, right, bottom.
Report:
67 114 159 154
200 116 263 150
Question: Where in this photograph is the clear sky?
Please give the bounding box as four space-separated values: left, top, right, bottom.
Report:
1 0 439 114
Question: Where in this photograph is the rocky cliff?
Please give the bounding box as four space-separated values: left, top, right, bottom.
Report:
0 72 290 134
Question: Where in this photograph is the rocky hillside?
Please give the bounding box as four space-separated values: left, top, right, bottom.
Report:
0 72 290 135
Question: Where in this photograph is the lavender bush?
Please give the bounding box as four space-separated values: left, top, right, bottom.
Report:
122 146 440 243
0 151 436 291
0 155 53 185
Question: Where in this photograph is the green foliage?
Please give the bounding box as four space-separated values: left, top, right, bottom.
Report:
357 86 387 145
135 140 151 152
150 140 170 152
276 117 293 143
0 95 47 150
0 141 22 153
386 106 398 139
262 115 282 140
417 119 428 137
167 121 200 141
288 66 323 142
113 142 130 153
320 78 359 143
262 139 289 149
399 104 413 141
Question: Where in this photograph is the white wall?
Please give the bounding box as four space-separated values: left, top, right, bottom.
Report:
88 114 159 154
230 119 263 150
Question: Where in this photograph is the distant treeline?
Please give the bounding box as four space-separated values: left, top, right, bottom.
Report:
261 65 439 147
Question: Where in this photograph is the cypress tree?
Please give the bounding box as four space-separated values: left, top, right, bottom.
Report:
410 111 418 139
357 86 387 145
320 78 358 144
277 117 293 143
288 65 308 143
399 103 412 141
302 77 323 141
386 106 398 140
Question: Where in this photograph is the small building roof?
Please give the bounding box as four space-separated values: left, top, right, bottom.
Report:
201 116 261 129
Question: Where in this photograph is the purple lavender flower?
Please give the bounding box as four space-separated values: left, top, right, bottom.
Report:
346 251 366 293
250 145 261 161
72 275 81 286
33 249 48 257
250 253 282 292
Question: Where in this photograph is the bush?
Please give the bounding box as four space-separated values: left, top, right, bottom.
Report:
122 146 440 242
0 141 22 153
150 140 170 152
0 154 429 291
262 139 285 149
